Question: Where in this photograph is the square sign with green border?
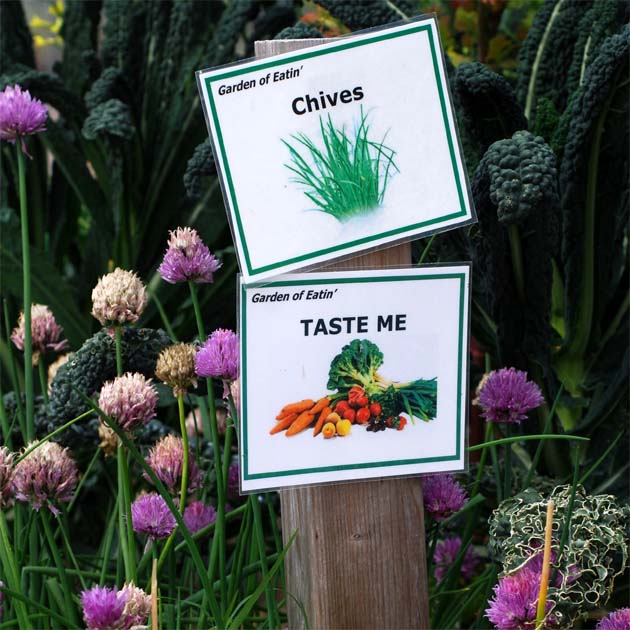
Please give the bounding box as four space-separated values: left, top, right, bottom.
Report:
238 265 470 492
197 16 475 282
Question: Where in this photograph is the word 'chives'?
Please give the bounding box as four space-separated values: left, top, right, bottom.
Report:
91 268 148 327
11 304 69 365
433 537 479 583
158 226 221 284
183 500 217 535
144 434 202 496
12 442 79 515
131 492 176 540
476 367 544 424
195 328 239 396
422 474 468 521
80 583 150 630
0 84 47 154
98 373 158 431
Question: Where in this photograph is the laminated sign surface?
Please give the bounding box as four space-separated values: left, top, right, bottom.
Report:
238 265 471 492
197 17 475 282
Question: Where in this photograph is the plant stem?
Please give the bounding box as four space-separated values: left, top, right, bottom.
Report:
188 282 206 342
251 495 278 628
508 225 526 303
17 145 34 442
114 325 123 376
178 394 190 514
504 425 512 498
0 511 30 628
535 500 554 629
40 510 80 627
117 443 132 583
37 360 49 405
417 234 436 265
471 423 493 497
58 512 87 590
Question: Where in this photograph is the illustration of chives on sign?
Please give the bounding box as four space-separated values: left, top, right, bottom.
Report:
238 265 470 492
197 16 475 282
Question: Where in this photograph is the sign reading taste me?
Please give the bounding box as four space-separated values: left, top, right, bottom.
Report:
197 16 475 282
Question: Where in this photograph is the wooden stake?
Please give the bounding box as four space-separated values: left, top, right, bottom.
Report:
536 499 555 629
255 39 430 627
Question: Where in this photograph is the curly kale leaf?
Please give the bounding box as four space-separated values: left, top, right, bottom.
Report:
85 68 127 110
315 0 416 30
326 338 384 394
275 22 323 40
557 26 629 361
46 327 171 448
472 131 559 368
454 62 527 168
516 0 593 122
0 0 35 72
82 99 135 141
184 139 216 201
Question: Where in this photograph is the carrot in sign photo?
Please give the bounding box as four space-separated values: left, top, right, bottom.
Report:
280 399 315 414
310 397 330 415
269 413 298 435
313 405 332 436
276 409 298 421
286 410 316 436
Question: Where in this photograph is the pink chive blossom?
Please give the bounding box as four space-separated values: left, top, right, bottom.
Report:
80 585 128 630
12 442 79 515
0 85 47 155
195 329 239 397
183 500 217 535
131 492 176 539
422 474 468 521
433 536 479 583
158 227 222 284
229 379 240 417
11 304 69 366
597 608 630 630
120 583 151 628
98 373 157 432
144 434 202 496
91 268 148 327
0 446 15 509
486 566 558 630
476 368 544 424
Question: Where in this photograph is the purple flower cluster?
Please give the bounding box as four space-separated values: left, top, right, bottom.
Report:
183 500 217 535
597 608 630 630
158 227 221 284
80 583 150 630
12 442 79 515
486 565 558 630
476 367 544 424
131 492 176 540
422 474 468 521
144 434 202 496
0 85 47 154
433 536 479 583
11 304 69 366
195 329 239 396
98 373 157 431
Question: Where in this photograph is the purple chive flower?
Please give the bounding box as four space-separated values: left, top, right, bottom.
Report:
476 368 544 424
158 226 222 284
422 474 468 521
144 434 202 496
11 304 69 366
80 585 127 630
433 536 479 583
183 500 217 535
486 566 557 630
597 608 630 630
131 492 176 539
0 85 47 155
12 442 79 515
195 329 239 397
98 373 158 432
0 446 16 509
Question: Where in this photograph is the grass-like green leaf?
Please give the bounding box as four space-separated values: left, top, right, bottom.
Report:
283 108 398 221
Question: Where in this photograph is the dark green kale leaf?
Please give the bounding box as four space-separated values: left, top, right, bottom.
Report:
454 62 527 167
315 0 416 30
275 22 323 40
184 139 216 201
82 99 135 141
0 0 35 72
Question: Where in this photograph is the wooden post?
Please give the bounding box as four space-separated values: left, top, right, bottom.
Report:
255 40 430 630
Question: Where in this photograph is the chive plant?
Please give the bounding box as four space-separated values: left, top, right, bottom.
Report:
283 108 399 221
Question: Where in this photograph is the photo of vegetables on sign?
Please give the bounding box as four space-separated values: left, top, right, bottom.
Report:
239 266 470 492
270 339 437 439
197 16 475 282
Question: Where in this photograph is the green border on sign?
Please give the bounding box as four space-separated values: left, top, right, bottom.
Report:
240 271 468 482
204 21 469 277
